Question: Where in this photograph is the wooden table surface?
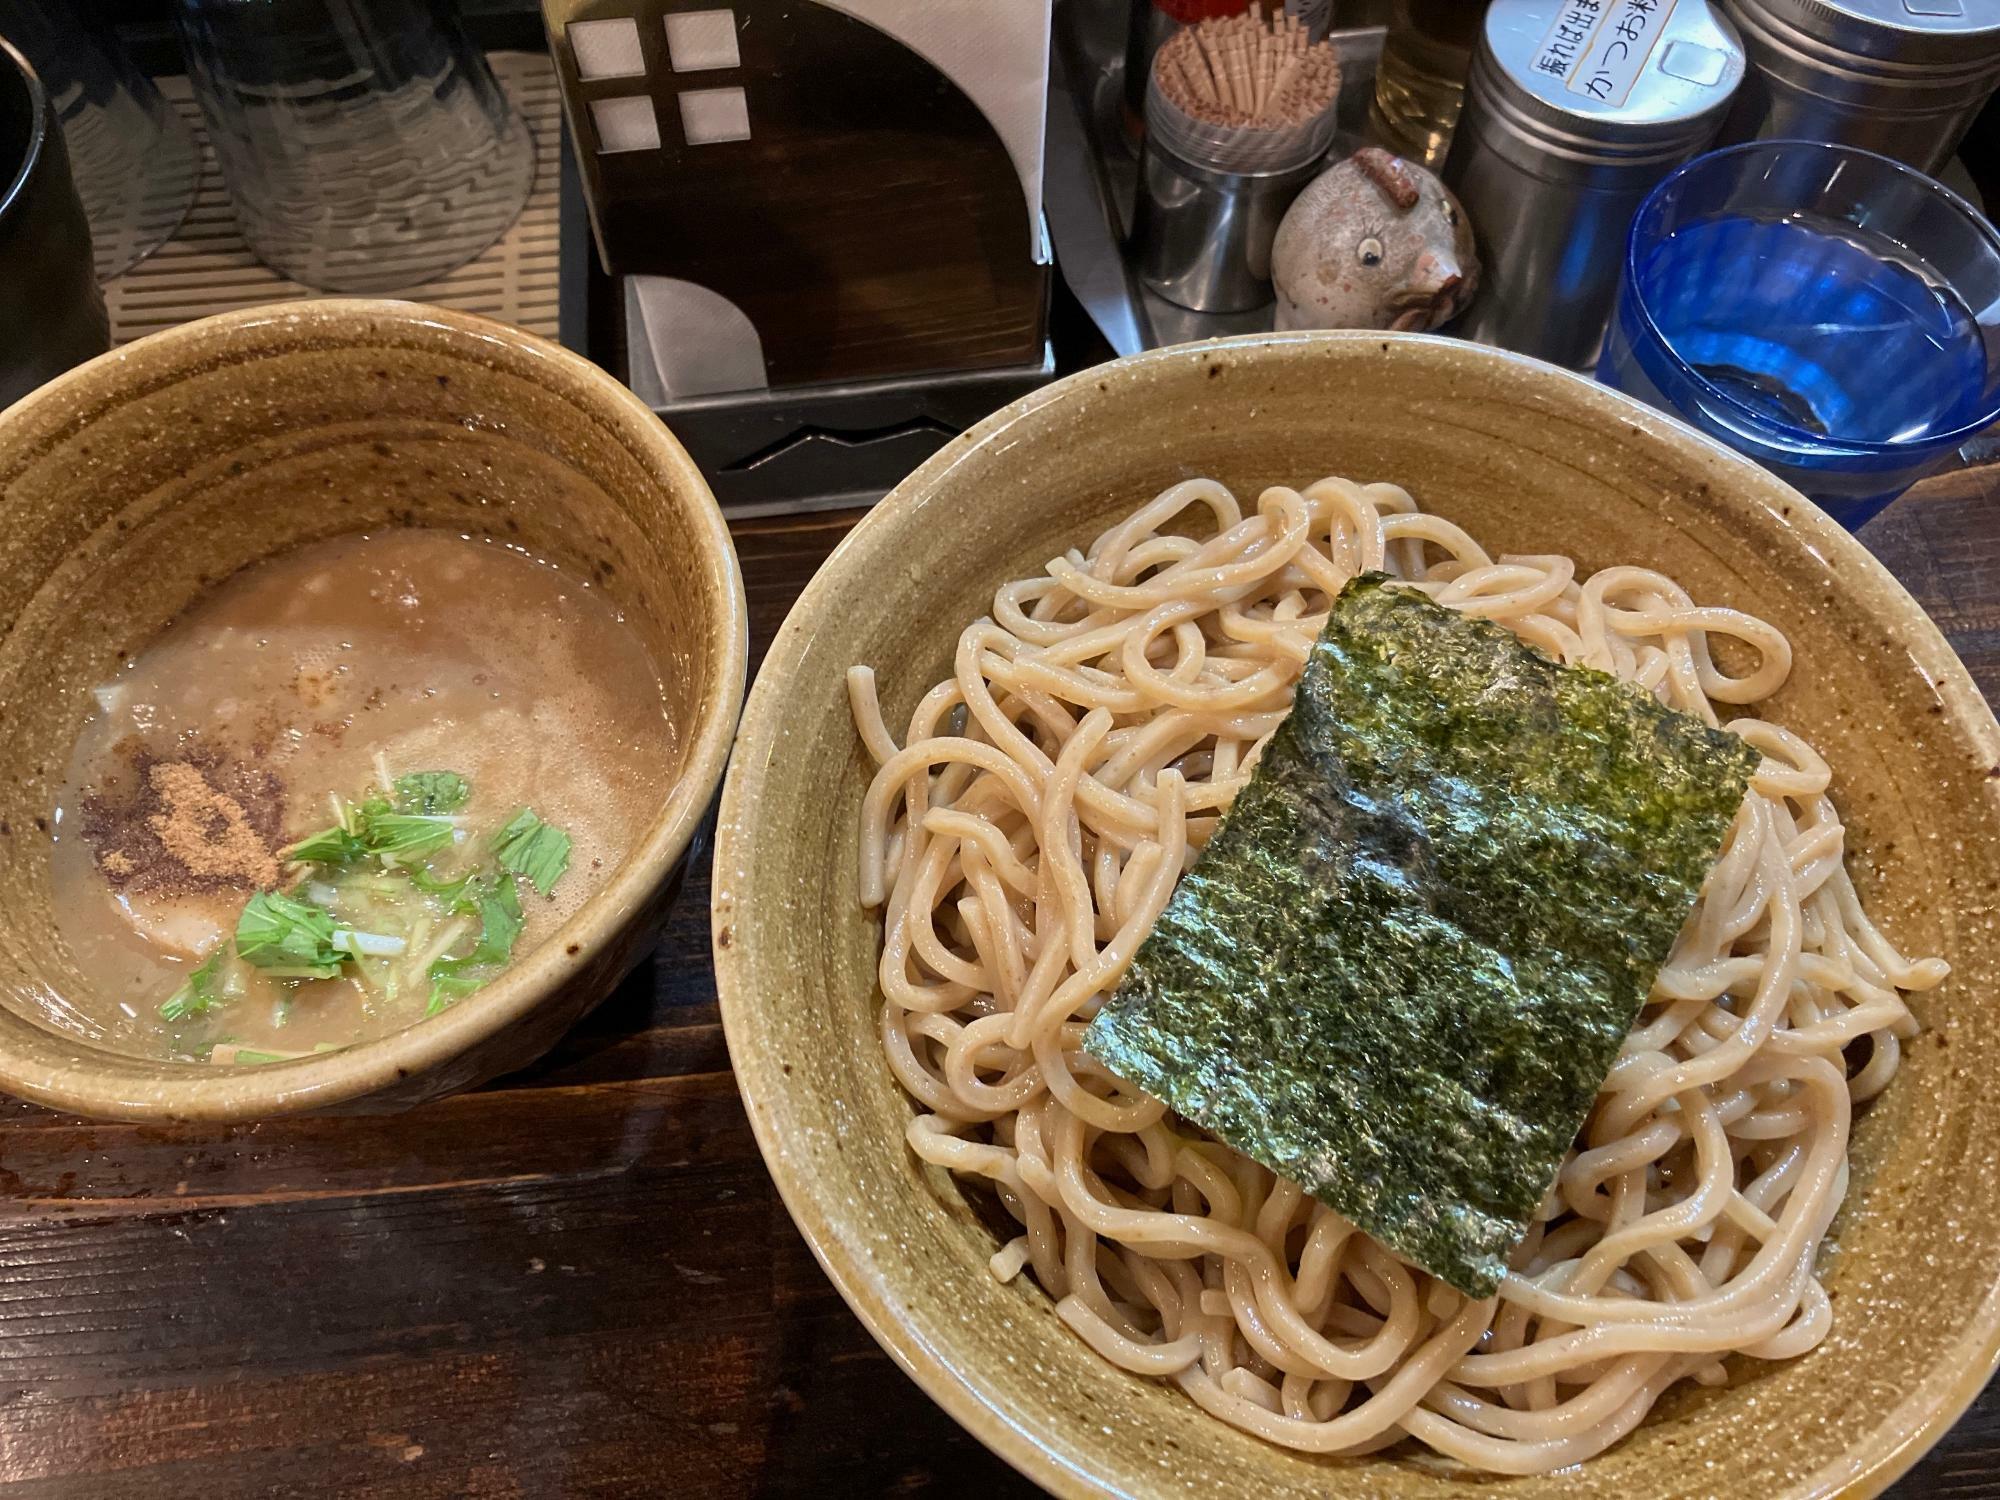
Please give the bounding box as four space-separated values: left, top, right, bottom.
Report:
1 471 1996 1498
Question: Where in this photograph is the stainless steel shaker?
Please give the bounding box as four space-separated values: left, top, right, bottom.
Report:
1715 0 2000 174
1443 0 1746 368
1133 146 1325 311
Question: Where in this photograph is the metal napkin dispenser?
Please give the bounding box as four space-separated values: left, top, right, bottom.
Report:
544 0 1052 390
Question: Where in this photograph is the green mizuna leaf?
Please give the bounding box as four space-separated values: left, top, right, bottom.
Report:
357 812 458 861
393 770 471 815
283 824 366 866
425 875 524 1015
492 808 571 897
1082 574 1761 1298
406 865 479 905
424 973 484 1019
286 786 457 867
461 877 523 968
234 890 346 980
159 950 225 1022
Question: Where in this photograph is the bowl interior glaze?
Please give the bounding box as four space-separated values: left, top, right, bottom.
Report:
0 300 745 1120
714 331 2000 1499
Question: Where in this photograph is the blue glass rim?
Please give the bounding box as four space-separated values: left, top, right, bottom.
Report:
1621 138 2000 458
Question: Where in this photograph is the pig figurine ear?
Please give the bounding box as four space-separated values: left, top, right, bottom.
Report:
1350 147 1420 212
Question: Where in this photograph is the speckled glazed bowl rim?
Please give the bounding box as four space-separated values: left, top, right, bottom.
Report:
712 330 2000 1499
0 299 748 1120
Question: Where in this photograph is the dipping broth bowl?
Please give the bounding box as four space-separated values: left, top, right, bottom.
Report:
0 300 745 1120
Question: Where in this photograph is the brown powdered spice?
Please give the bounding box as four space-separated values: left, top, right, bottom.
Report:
146 762 282 888
81 744 285 895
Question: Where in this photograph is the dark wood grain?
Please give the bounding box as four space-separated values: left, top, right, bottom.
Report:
0 475 1993 1499
548 0 1048 387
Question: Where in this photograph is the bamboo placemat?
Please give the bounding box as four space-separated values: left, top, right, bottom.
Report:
103 51 564 344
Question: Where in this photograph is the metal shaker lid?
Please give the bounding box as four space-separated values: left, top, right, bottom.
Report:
1476 0 1747 164
1722 0 2000 73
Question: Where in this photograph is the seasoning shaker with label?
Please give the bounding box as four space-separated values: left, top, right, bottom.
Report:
1443 0 1746 367
1714 0 2000 174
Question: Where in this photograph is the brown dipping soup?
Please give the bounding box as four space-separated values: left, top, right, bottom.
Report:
48 529 674 1062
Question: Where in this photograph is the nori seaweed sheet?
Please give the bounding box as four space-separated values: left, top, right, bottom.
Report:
1083 574 1760 1296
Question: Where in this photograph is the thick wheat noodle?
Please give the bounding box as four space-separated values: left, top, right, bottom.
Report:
848 476 1950 1474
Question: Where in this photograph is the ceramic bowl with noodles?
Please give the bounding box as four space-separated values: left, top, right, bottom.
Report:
713 331 2000 1498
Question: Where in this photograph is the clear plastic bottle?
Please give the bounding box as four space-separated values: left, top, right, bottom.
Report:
175 0 534 293
1368 0 1484 168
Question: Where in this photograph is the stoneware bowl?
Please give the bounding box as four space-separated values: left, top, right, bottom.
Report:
713 331 2000 1497
0 299 746 1120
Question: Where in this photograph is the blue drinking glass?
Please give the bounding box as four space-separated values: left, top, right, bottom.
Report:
1597 140 2000 531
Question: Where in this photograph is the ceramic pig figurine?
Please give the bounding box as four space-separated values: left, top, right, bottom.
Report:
1272 147 1478 333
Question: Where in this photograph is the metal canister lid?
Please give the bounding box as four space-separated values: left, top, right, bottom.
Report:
1474 0 1748 166
1723 0 2000 76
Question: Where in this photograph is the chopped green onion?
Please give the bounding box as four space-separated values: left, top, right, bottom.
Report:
492 808 571 896
234 890 345 979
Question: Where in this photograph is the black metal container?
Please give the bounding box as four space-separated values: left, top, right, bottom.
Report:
0 35 109 410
